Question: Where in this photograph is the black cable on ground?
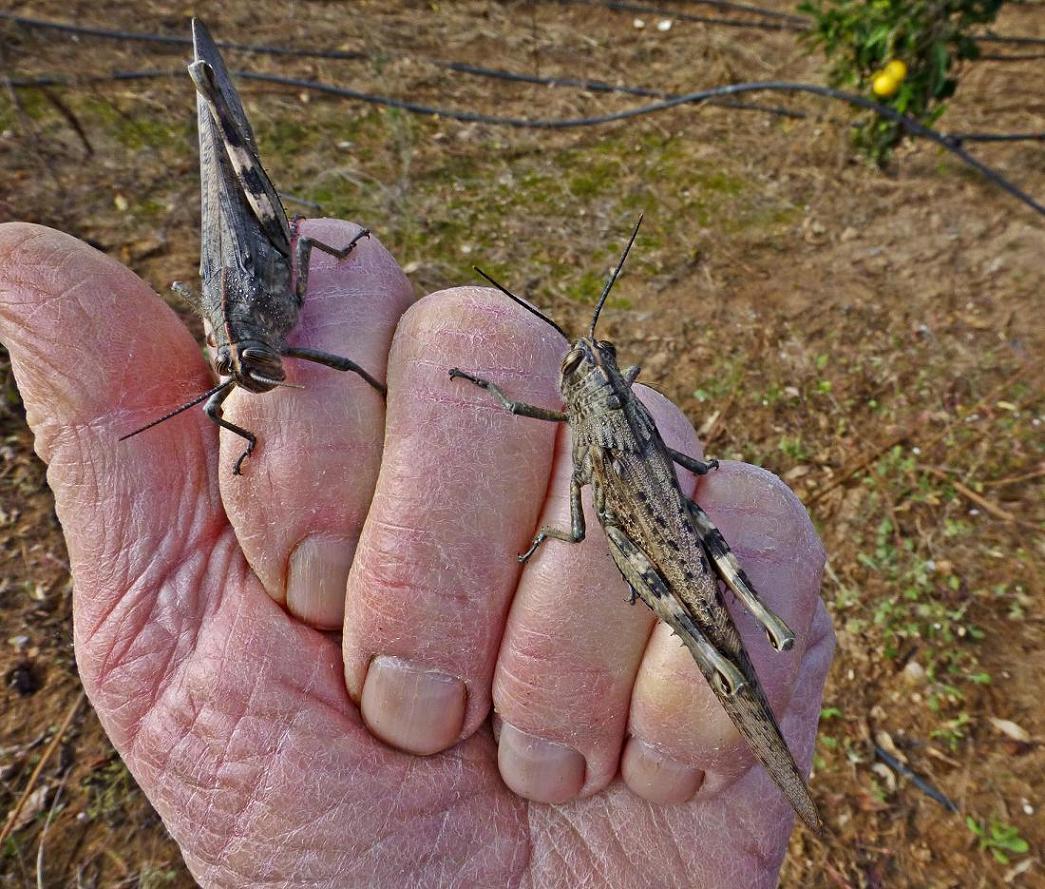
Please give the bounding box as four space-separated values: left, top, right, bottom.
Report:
949 131 1045 143
980 52 1045 60
636 0 807 24
568 0 1045 47
7 70 1042 216
979 32 1045 46
0 11 801 118
2 12 1037 126
4 10 1041 67
0 12 366 60
441 62 808 118
572 0 803 31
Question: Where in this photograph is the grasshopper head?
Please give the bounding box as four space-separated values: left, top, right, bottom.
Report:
558 214 644 410
472 214 644 414
222 341 286 392
560 337 632 410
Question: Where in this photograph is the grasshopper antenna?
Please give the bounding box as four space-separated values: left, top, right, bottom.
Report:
473 266 568 340
590 213 643 339
119 379 234 441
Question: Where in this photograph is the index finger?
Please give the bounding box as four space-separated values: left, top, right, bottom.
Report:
216 219 415 628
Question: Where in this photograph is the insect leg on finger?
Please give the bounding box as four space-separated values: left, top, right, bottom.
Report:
518 474 587 562
448 369 567 421
292 222 372 300
204 382 255 476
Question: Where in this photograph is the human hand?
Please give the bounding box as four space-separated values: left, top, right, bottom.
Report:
0 220 834 888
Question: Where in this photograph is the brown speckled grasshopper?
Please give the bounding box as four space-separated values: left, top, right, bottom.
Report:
120 19 384 475
450 217 821 833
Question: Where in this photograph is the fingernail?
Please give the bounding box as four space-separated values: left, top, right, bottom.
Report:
286 534 356 629
497 723 586 804
360 656 466 756
621 737 704 805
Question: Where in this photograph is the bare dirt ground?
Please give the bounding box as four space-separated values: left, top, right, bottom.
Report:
0 1 1042 886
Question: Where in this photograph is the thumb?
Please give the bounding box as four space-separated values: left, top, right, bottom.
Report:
0 223 228 734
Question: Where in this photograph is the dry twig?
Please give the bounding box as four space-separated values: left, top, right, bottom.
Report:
0 692 84 848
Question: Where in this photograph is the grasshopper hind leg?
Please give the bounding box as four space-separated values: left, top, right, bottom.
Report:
687 499 796 652
602 525 747 695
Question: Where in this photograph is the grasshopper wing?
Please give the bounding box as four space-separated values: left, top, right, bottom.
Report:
603 523 822 834
604 524 747 695
189 18 292 261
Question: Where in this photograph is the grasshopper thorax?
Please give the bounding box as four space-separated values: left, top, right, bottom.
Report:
217 341 286 393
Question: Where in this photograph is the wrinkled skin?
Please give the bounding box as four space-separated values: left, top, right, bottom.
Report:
0 220 834 888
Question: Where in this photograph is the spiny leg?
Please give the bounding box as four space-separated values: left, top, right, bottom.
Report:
687 498 795 651
603 524 747 696
519 475 586 562
282 346 387 396
448 369 567 422
204 384 256 476
293 225 371 299
668 447 719 475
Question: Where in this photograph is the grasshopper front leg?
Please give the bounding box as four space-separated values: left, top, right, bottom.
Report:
687 498 796 652
448 369 568 422
204 383 255 476
449 368 578 560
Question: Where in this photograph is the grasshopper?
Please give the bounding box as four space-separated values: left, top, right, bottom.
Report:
449 217 821 833
120 19 384 475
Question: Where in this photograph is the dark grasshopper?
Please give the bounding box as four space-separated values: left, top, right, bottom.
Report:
120 19 384 475
450 218 821 833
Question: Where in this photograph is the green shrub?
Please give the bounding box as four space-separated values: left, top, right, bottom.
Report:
799 0 1007 163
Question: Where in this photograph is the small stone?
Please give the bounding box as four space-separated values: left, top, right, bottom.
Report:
989 717 1030 743
871 762 896 791
902 661 927 685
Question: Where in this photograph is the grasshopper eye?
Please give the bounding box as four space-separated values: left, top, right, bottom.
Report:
562 349 584 374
